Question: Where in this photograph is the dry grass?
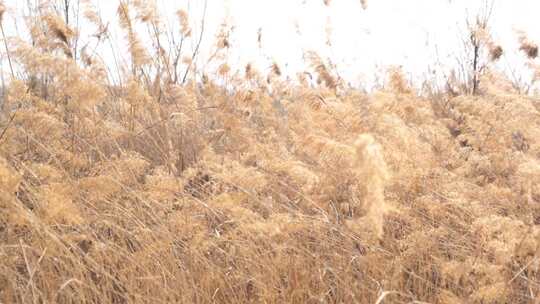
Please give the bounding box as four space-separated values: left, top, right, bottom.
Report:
1 2 540 304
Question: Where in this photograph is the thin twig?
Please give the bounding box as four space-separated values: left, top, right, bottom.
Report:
0 108 17 144
19 240 38 304
0 22 15 79
182 0 207 84
509 256 539 284
24 248 47 295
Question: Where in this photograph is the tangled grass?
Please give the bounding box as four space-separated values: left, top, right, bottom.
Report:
1 1 540 303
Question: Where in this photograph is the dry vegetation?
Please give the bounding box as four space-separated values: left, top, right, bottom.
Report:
1 1 540 303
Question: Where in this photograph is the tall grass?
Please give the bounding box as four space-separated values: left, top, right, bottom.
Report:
1 1 540 303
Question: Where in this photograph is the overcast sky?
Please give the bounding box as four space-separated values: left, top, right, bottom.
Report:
2 0 540 87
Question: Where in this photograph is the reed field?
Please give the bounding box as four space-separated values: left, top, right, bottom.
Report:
1 1 540 303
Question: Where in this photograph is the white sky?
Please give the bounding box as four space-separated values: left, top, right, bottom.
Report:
2 0 540 87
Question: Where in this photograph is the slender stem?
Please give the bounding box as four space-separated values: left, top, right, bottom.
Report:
182 0 207 84
0 108 17 145
0 22 15 79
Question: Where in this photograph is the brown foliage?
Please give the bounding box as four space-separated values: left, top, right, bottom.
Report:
1 3 540 304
